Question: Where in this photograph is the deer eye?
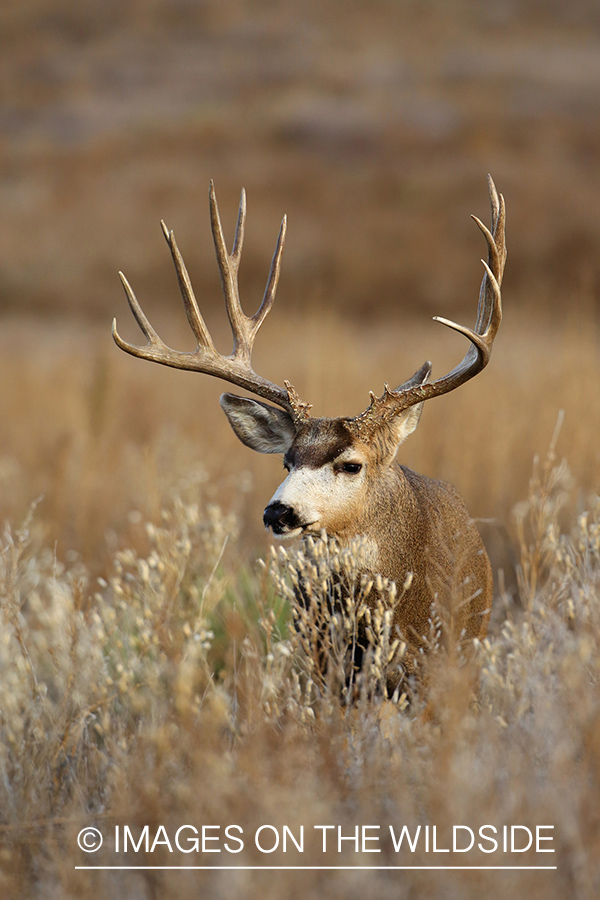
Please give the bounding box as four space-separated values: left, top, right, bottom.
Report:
339 462 362 475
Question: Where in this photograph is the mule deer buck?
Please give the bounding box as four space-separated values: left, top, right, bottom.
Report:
113 177 506 686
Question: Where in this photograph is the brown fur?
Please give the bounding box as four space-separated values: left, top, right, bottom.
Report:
282 417 492 685
372 465 492 675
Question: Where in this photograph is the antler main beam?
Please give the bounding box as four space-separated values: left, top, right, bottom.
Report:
349 175 506 436
112 181 310 418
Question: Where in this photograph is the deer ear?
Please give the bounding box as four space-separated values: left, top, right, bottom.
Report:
389 361 432 445
220 393 296 454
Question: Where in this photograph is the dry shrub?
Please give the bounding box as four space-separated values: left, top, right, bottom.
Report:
264 534 410 711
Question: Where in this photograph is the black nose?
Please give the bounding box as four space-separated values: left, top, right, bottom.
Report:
263 502 301 535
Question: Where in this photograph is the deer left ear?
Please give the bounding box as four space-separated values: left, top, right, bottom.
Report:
220 393 296 454
388 361 432 445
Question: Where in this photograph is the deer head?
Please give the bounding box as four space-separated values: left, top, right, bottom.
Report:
113 178 506 545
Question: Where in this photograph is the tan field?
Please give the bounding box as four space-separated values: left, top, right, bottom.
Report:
1 1 600 897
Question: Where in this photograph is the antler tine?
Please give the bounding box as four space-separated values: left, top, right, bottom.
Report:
487 171 501 234
348 176 506 435
432 176 505 371
231 184 246 264
160 220 215 351
113 182 311 420
208 181 296 369
112 271 163 353
250 214 287 337
209 180 251 359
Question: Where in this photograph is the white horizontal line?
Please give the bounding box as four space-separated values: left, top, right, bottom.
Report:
75 865 558 871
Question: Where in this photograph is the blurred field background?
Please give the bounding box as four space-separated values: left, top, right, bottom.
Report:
1 1 600 897
1 0 600 565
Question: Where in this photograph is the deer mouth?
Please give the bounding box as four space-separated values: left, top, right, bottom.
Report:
263 502 318 538
275 522 320 541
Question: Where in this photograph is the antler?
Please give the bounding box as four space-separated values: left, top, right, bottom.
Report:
348 175 506 438
112 181 311 420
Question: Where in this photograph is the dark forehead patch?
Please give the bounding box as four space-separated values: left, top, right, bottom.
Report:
284 418 355 469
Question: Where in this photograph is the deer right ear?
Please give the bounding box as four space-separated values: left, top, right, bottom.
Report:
220 393 296 454
388 361 432 446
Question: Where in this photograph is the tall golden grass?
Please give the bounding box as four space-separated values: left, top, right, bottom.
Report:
0 300 598 897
